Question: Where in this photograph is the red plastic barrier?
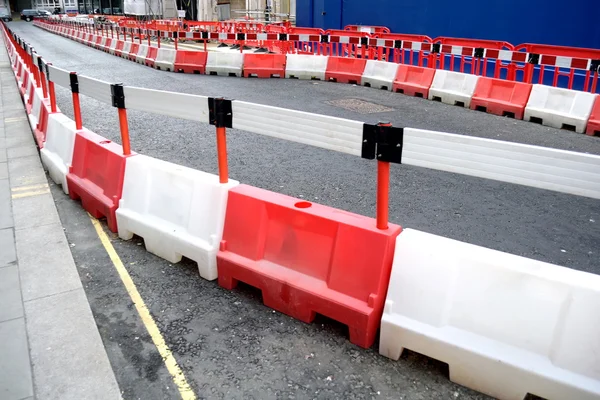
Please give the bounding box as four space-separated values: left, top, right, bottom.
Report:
114 40 125 57
34 100 55 148
145 47 158 68
325 57 367 84
242 53 286 78
470 77 533 119
66 130 135 233
392 64 435 98
128 43 140 61
94 36 102 49
217 185 402 348
587 97 600 136
103 38 112 52
174 50 207 74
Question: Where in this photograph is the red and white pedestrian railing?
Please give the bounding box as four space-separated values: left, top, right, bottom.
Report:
4 22 600 400
34 19 600 136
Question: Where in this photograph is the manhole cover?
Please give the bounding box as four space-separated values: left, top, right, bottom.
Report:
325 98 394 114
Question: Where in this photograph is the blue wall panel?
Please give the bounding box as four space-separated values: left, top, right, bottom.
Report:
296 0 600 49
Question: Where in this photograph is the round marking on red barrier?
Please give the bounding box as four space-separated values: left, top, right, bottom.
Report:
294 201 312 208
99 140 112 144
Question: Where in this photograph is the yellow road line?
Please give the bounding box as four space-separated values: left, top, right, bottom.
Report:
89 216 196 400
11 188 50 199
11 183 48 192
4 116 27 123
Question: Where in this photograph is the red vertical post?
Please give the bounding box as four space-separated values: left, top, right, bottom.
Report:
376 122 392 230
112 84 131 156
211 98 230 184
216 127 228 183
70 72 83 130
118 108 131 155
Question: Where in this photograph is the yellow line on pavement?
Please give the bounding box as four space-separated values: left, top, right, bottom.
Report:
11 183 48 192
89 216 197 400
11 188 50 199
4 116 27 123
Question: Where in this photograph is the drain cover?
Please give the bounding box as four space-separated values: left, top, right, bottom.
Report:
325 98 394 114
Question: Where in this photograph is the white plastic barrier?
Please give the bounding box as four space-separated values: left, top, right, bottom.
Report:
135 44 149 64
428 70 480 107
108 39 119 55
285 54 328 80
524 85 597 133
27 88 44 131
205 52 244 77
380 228 600 400
121 41 132 59
402 127 600 199
98 37 108 51
154 48 176 71
361 60 399 91
116 155 239 280
40 113 78 194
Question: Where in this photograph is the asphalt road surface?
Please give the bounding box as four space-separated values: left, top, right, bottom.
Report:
9 21 600 400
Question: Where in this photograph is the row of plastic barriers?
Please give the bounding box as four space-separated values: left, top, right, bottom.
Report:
6 21 600 400
36 20 600 136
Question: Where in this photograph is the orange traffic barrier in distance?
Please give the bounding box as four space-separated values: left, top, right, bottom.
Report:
470 77 533 120
392 64 436 98
174 51 208 74
242 53 286 78
325 56 368 84
586 96 600 136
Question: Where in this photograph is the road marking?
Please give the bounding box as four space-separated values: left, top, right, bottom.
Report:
4 116 27 123
11 183 50 199
89 216 197 400
11 183 49 192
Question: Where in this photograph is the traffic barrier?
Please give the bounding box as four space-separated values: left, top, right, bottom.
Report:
380 228 600 400
325 57 367 84
145 47 158 68
392 64 436 98
174 50 207 74
285 54 328 80
113 40 125 57
586 97 600 136
116 155 240 280
33 99 53 148
428 70 480 108
66 129 135 233
127 43 140 61
361 60 399 91
470 77 533 120
217 184 402 348
120 41 132 59
40 113 78 194
154 48 176 71
27 87 44 137
135 44 149 64
524 85 597 133
108 39 119 55
242 53 286 78
206 52 244 77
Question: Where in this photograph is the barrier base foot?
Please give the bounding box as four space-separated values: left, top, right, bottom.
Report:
66 177 118 233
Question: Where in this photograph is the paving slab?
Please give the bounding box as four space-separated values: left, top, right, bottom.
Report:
0 228 16 269
16 222 83 302
7 145 37 159
0 179 11 229
12 192 60 230
0 318 34 400
0 265 23 322
7 155 46 187
25 289 122 400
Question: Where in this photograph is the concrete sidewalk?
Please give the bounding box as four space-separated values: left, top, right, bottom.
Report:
0 36 121 400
